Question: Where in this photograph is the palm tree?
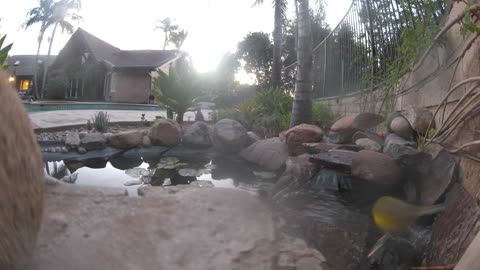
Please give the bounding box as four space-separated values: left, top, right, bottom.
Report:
290 0 313 127
23 0 55 99
155 18 179 50
41 0 82 96
254 0 286 89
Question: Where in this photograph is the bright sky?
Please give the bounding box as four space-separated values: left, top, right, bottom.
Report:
0 0 351 78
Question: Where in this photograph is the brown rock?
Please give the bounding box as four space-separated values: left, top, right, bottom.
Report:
355 138 382 152
65 131 81 149
280 124 324 155
351 150 403 185
404 106 435 135
148 119 182 146
330 113 384 132
240 137 289 170
107 130 144 149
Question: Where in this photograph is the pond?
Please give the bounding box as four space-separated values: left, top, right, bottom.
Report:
44 151 377 269
44 153 277 196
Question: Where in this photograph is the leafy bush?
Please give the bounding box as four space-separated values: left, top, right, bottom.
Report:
85 120 92 131
312 103 335 132
92 111 109 133
45 72 68 100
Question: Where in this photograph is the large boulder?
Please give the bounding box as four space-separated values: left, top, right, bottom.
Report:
390 116 415 140
280 124 324 155
328 113 384 144
383 133 419 159
246 131 261 146
107 130 144 149
240 137 289 170
404 106 435 135
351 150 403 185
213 119 248 153
80 133 107 151
65 131 81 149
148 119 182 146
330 113 384 132
182 121 212 148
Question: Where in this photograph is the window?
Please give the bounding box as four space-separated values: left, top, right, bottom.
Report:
19 80 32 90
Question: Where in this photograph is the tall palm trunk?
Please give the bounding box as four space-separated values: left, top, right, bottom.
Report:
33 24 46 100
176 110 185 124
163 30 168 50
272 0 283 89
290 0 313 127
41 21 58 97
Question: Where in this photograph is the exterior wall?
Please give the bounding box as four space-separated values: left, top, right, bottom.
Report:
110 69 151 103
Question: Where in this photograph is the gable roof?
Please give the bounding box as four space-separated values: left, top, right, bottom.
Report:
5 55 57 76
73 28 180 69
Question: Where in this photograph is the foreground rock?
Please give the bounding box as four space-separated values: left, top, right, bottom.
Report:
25 184 329 270
355 138 382 152
65 131 81 149
182 121 212 148
149 119 182 146
80 133 107 151
280 124 324 155
107 130 144 149
240 137 289 170
213 119 248 154
404 106 434 135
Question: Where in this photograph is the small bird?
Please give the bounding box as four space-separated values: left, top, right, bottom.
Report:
372 196 445 234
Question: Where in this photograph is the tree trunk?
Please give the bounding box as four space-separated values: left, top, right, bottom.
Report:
290 0 313 127
41 22 59 97
163 30 168 50
33 24 46 100
272 0 283 89
176 111 185 124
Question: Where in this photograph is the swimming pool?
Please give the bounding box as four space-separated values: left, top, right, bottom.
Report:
25 102 161 112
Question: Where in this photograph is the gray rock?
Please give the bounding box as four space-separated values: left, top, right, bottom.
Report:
55 147 62 153
142 136 152 147
78 131 88 139
80 133 107 151
419 149 457 205
182 121 212 148
246 131 261 146
352 131 384 146
240 137 289 170
124 180 143 186
190 180 214 188
351 150 403 185
390 116 415 140
326 130 356 144
383 133 419 159
65 131 81 149
61 147 69 153
404 106 435 135
78 147 87 154
386 111 402 133
355 138 382 152
213 119 248 154
49 147 57 153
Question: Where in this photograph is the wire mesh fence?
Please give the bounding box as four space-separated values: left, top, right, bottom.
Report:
298 0 448 98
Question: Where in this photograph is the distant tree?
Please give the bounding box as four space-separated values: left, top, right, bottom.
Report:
198 52 240 95
170 29 188 50
23 0 55 98
155 18 188 51
236 32 273 87
253 0 287 89
290 0 313 127
42 0 82 97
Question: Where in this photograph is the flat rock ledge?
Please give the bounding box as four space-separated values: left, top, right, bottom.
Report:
21 184 329 270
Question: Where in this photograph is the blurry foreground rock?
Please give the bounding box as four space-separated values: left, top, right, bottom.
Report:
22 184 330 270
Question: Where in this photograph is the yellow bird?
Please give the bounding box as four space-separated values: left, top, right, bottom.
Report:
372 196 445 234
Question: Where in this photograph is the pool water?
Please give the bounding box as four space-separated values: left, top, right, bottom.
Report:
26 102 161 112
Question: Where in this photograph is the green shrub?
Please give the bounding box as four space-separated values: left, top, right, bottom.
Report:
312 103 335 132
85 120 92 131
92 111 109 133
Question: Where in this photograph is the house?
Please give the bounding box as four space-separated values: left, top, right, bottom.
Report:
5 55 56 92
48 28 181 103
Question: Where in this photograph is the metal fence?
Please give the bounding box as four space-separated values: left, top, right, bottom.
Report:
305 0 447 98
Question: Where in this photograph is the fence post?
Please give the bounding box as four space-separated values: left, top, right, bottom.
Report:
364 0 377 90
